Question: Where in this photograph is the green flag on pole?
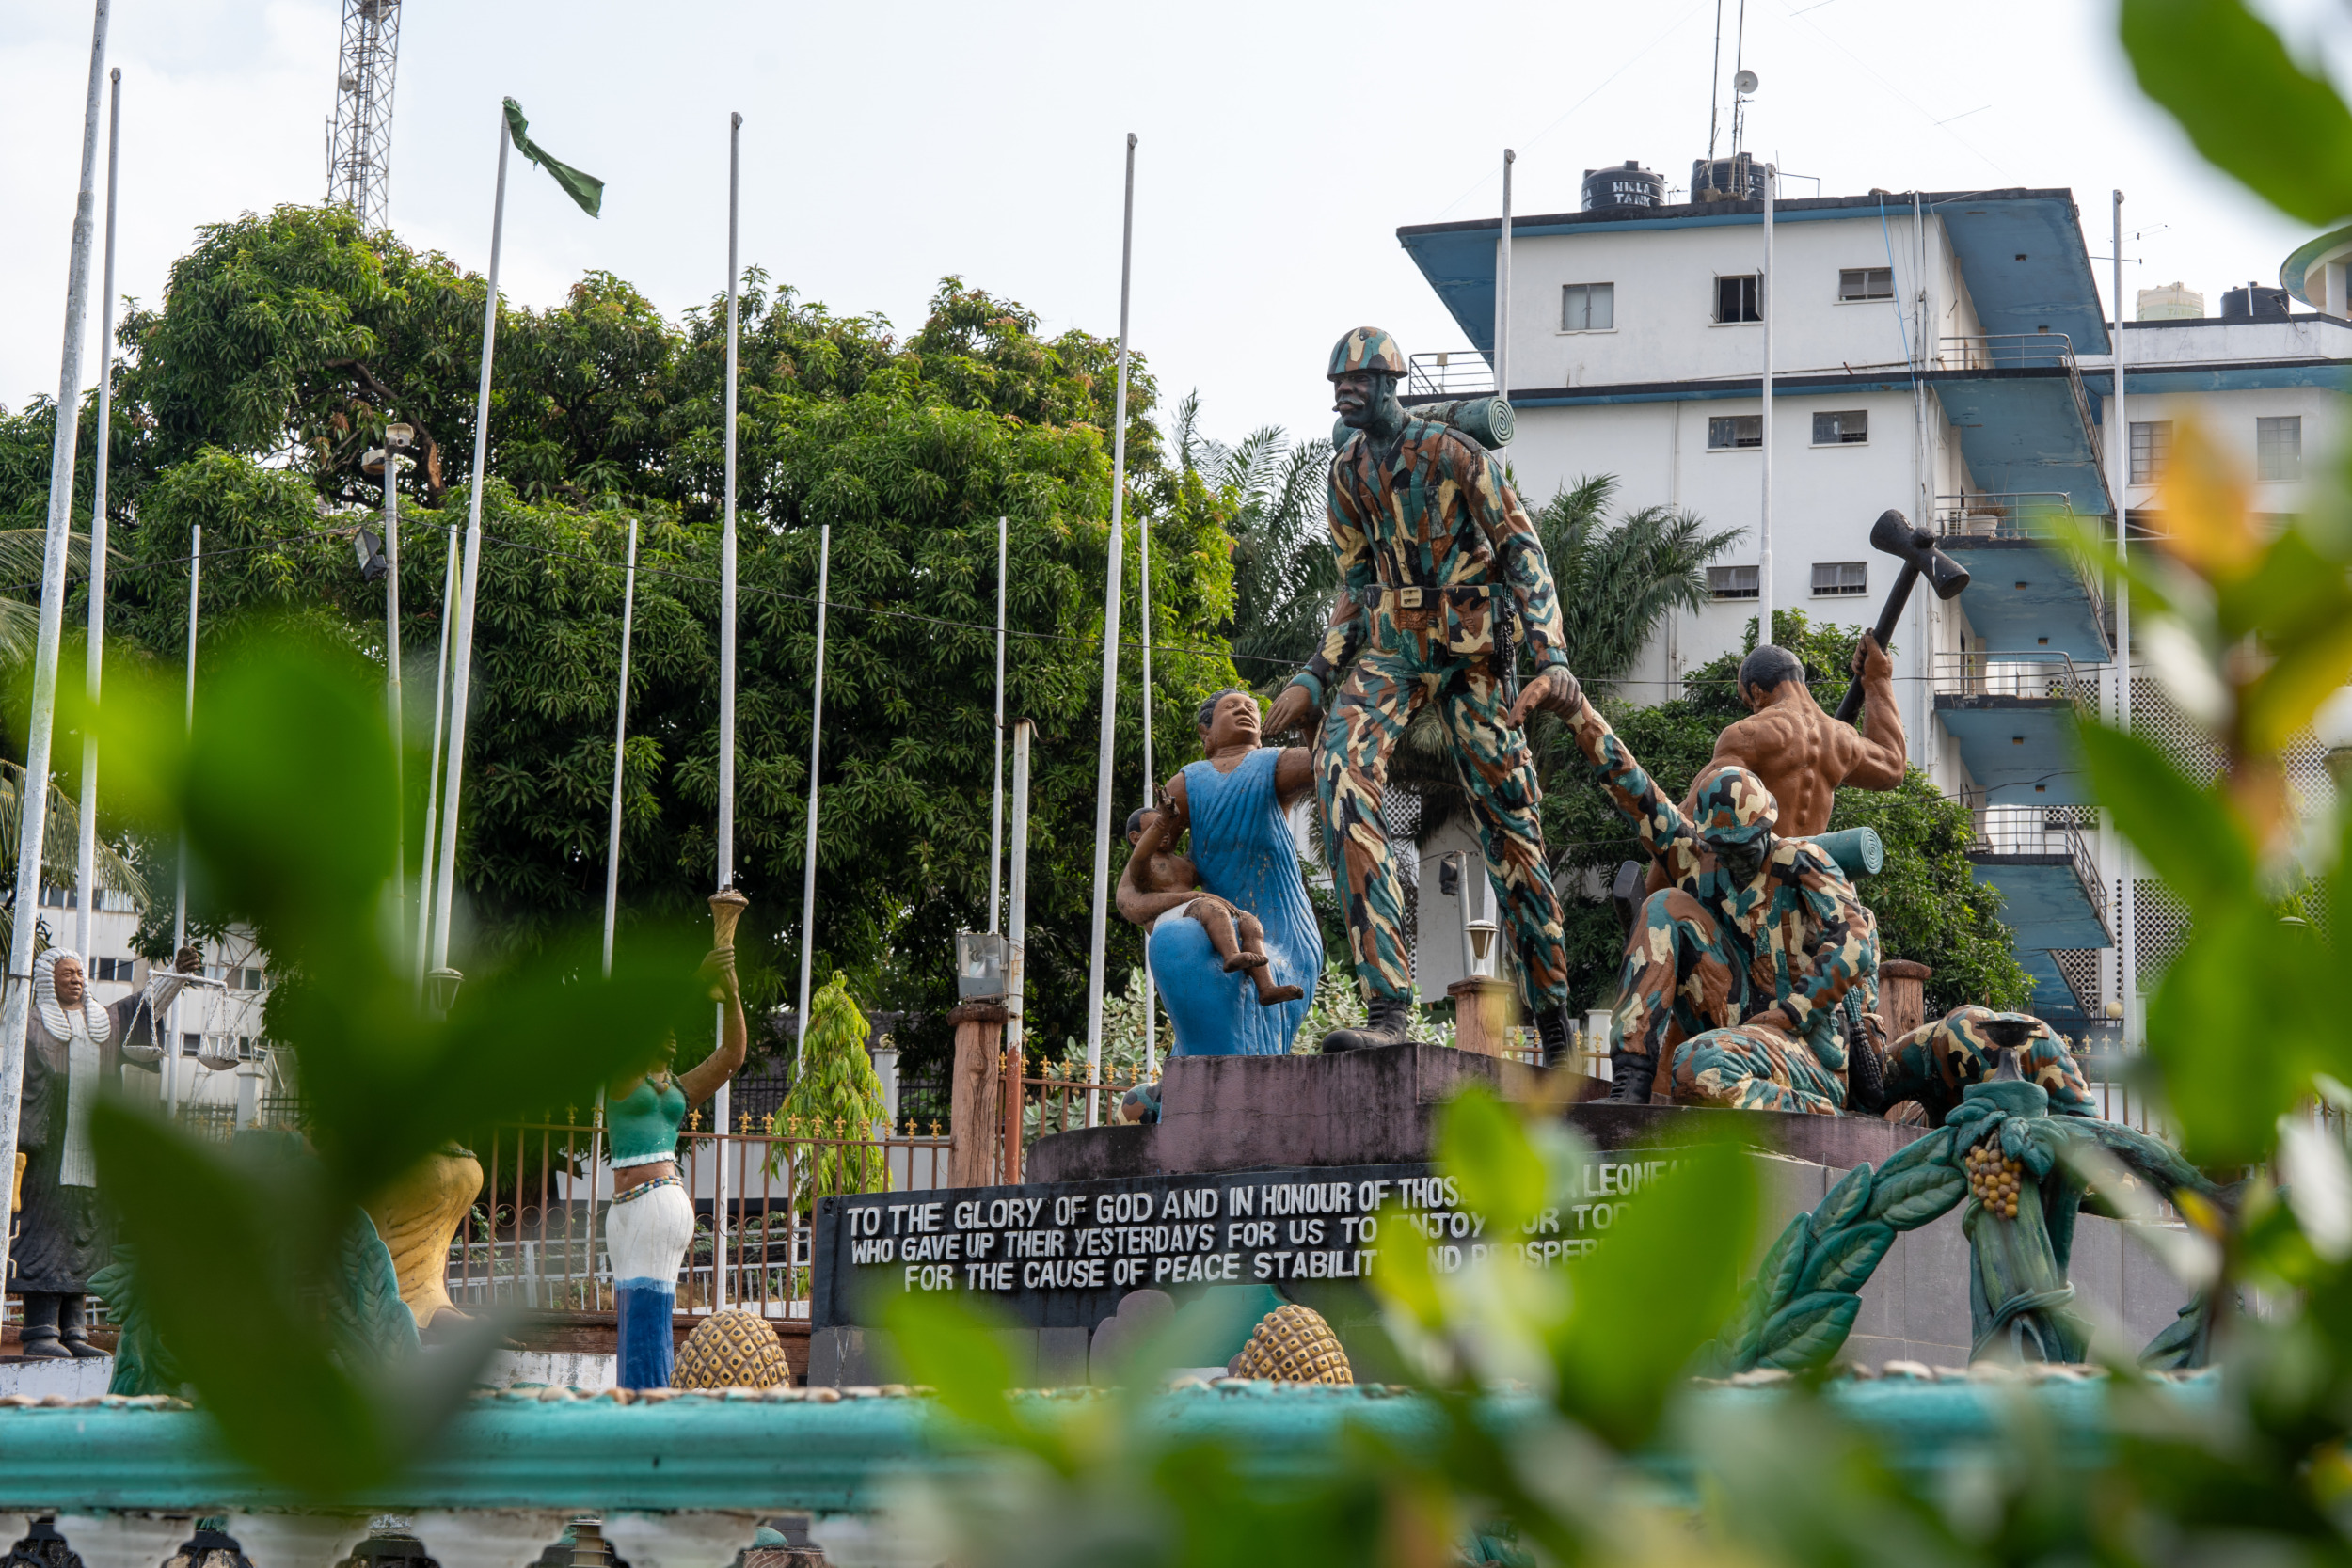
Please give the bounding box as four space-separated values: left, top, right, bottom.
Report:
502 98 603 217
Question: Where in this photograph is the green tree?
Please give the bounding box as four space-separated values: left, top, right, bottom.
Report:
779 971 890 1204
1 206 1241 1100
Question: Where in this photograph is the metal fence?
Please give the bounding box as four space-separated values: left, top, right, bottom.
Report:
445 1110 951 1320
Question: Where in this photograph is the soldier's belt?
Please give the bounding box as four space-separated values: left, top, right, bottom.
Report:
1375 585 1502 609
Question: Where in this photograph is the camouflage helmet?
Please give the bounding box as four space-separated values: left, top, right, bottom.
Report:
1691 767 1779 851
1327 326 1406 380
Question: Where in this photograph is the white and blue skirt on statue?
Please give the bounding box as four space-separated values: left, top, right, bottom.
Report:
606 1176 695 1389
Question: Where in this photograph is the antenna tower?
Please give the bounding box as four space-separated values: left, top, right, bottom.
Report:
326 0 403 229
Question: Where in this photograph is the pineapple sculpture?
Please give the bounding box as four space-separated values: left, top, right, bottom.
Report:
1231 1303 1353 1385
673 1307 793 1389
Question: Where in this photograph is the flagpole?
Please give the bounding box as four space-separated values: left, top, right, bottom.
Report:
383 419 404 955
428 107 511 1000
1082 133 1137 1128
712 109 741 1310
169 526 199 1115
1137 444 1156 1080
74 66 122 961
604 521 639 980
793 525 831 1073
0 0 112 1294
416 526 456 994
990 515 1007 932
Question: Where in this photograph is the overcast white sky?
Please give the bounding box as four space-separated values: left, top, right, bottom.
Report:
0 0 2334 453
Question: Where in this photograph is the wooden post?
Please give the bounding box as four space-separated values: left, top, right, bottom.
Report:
946 1001 1007 1187
1446 976 1517 1057
1000 1041 1025 1186
1880 958 1932 1042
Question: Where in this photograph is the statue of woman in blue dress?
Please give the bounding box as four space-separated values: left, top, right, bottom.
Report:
1117 689 1323 1058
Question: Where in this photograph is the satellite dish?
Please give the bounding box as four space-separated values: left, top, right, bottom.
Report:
1734 69 1760 94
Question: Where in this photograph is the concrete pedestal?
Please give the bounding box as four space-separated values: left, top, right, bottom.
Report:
847 1045 2206 1389
1029 1042 1562 1182
1027 1044 1929 1182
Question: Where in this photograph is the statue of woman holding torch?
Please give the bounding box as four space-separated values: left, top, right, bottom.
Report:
604 890 751 1389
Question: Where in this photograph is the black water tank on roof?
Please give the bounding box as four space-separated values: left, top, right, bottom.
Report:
1690 154 1769 203
2220 282 2291 321
1582 160 1666 212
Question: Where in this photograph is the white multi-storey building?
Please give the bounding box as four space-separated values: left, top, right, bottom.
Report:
38 880 283 1118
1391 179 2351 1042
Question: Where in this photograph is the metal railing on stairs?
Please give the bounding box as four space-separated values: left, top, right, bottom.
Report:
1936 333 2111 498
1931 649 2105 706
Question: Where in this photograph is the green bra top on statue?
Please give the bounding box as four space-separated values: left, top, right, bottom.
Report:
609 1072 690 1167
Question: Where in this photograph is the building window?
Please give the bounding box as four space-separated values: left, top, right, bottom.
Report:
2258 415 2302 482
90 957 134 983
1708 565 1760 600
1812 562 1868 597
180 1033 201 1058
1708 415 1762 450
1838 267 1895 301
2130 420 2173 484
1715 275 1761 324
1812 409 1868 445
38 885 72 909
234 966 266 990
96 888 135 913
1560 282 1614 331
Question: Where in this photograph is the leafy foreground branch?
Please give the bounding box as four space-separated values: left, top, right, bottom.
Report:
70 631 702 1495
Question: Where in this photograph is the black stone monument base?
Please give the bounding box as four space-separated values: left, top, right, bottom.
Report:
1025 1042 1924 1182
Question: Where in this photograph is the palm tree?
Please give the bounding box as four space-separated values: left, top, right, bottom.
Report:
0 526 90 668
0 514 147 964
1175 391 1334 677
0 762 152 970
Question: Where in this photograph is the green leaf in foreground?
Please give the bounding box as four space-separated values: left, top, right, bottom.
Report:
90 1109 388 1494
2122 0 2352 225
1550 1132 1756 1448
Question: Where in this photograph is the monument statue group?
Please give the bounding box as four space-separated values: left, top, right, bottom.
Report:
1123 325 2035 1124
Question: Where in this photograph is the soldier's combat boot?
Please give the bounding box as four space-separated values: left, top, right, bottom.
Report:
58 1294 104 1359
1606 1051 1660 1104
1321 994 1414 1054
18 1292 65 1359
1534 1007 1574 1069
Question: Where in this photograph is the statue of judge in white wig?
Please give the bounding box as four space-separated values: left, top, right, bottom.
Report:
14 947 191 1358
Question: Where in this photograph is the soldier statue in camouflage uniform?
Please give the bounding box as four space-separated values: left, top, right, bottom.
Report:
1563 691 1878 1115
1264 328 1582 1059
1881 1006 2098 1126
